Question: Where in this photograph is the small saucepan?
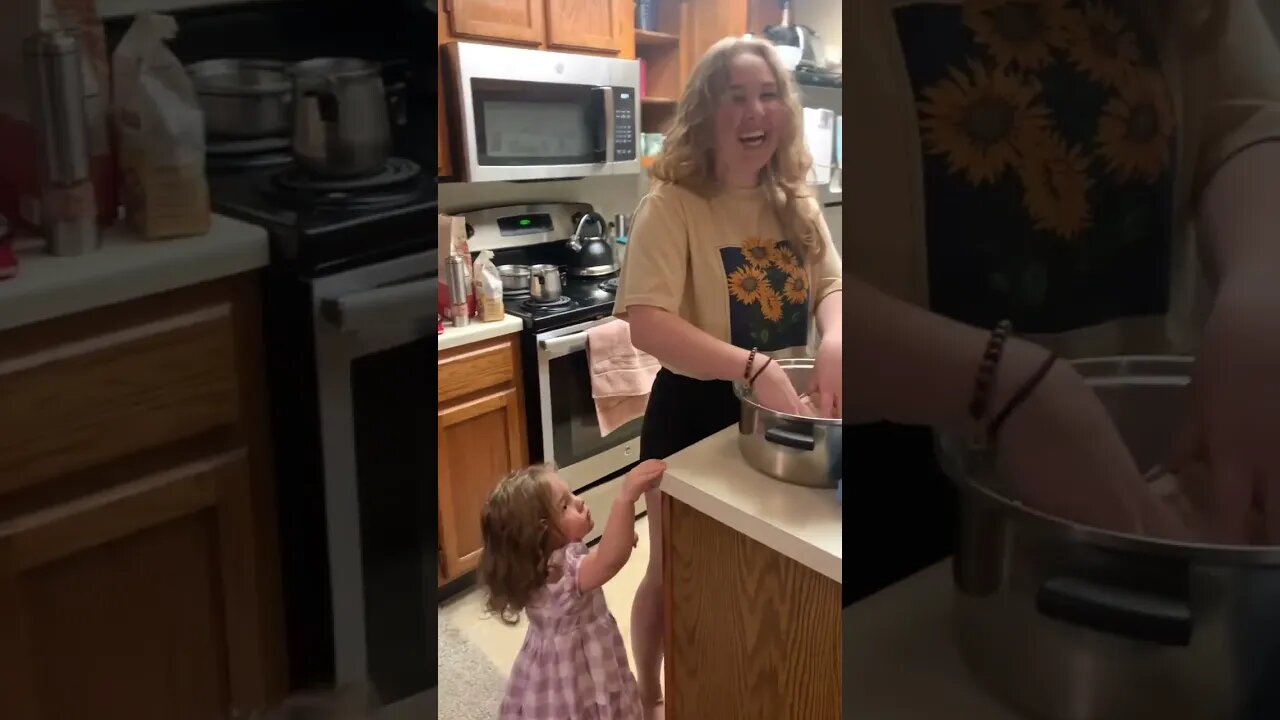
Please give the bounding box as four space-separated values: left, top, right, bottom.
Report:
529 264 563 302
497 264 531 292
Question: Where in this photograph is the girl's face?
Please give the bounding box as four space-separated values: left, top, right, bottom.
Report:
547 473 593 544
713 51 787 187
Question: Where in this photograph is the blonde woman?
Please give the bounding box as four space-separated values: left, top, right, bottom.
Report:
615 35 1186 710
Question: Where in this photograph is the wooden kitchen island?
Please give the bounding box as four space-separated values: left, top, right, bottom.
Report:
660 426 842 720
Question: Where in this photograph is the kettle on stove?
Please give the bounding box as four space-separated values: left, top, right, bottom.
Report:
564 212 619 277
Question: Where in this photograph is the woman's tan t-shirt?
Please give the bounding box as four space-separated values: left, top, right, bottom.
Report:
614 183 843 380
846 0 1280 357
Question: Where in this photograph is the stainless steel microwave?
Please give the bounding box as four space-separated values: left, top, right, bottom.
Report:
443 42 641 182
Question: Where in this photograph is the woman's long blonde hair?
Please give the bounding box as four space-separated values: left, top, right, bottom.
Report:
651 36 825 262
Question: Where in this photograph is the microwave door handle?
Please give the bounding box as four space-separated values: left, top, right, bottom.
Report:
591 86 615 163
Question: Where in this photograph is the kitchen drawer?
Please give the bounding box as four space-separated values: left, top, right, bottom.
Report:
0 304 241 498
438 335 517 405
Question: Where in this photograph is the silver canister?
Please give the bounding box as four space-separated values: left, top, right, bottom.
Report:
23 30 100 256
446 254 471 328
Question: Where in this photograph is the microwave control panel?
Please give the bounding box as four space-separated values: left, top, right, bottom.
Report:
612 87 637 161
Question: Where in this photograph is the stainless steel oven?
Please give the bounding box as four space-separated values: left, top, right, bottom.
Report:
311 249 437 720
534 316 646 541
442 42 640 182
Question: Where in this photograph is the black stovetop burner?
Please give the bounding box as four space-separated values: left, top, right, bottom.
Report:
520 296 574 311
207 157 436 276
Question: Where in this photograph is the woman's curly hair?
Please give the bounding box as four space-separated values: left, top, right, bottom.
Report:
650 35 825 262
477 464 561 624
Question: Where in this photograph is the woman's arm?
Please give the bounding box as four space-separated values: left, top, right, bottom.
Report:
815 290 842 341
841 276 1062 434
628 304 752 382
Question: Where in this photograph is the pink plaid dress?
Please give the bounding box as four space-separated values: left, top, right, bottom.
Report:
499 542 644 719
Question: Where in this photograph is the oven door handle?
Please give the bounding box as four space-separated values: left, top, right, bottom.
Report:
321 276 438 332
539 331 589 359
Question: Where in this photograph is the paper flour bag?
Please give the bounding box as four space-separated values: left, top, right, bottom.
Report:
112 14 210 239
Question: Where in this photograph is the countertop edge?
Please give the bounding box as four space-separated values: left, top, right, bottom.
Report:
437 315 524 351
661 472 843 584
0 215 270 333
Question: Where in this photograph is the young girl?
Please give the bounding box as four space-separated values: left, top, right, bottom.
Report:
479 459 666 720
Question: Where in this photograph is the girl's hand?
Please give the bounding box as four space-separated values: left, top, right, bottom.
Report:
623 459 666 503
752 358 807 416
995 354 1192 541
808 329 843 419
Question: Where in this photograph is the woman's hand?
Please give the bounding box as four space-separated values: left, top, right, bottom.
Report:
995 352 1191 541
1167 281 1280 545
808 329 843 419
752 358 808 416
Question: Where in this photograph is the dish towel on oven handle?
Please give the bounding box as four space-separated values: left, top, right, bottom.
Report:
586 318 660 437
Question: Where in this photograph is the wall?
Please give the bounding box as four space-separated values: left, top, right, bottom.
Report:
800 0 842 65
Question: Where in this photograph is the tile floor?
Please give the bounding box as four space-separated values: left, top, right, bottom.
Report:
439 516 654 676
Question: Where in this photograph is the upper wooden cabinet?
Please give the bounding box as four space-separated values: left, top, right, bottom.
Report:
546 0 630 55
443 0 633 56
446 0 545 46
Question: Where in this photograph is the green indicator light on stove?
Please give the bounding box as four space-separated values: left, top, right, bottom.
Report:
519 218 531 226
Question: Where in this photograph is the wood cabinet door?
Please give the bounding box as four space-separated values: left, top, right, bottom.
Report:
446 0 545 46
438 58 452 178
0 451 272 720
545 0 627 54
437 386 528 578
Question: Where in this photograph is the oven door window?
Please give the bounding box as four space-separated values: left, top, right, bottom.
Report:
471 78 604 166
546 348 643 468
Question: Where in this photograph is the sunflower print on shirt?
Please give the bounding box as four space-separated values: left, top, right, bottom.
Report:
723 237 809 352
894 0 1176 334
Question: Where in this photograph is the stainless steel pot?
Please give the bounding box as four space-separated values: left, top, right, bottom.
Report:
290 58 390 177
937 356 1280 720
187 59 292 139
498 264 530 292
529 264 562 302
734 358 841 488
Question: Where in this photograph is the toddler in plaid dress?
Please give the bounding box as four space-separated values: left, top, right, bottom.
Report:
479 459 667 720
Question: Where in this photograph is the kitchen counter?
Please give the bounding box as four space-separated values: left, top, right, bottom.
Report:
0 214 269 332
437 314 523 351
661 425 842 720
845 559 1023 719
660 425 841 582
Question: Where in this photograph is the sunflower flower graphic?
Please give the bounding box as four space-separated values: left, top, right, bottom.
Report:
741 236 774 269
1096 70 1174 183
919 60 1051 185
783 272 809 305
963 0 1079 71
1065 2 1141 88
1018 130 1093 239
759 286 784 322
728 265 770 304
769 243 802 276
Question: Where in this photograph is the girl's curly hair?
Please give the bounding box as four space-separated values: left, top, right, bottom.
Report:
477 464 560 625
650 35 825 262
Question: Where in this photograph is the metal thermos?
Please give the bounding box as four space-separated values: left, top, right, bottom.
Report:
23 30 100 256
613 213 628 240
446 254 471 328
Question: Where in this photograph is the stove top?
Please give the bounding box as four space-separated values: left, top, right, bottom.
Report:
207 157 436 276
502 273 618 331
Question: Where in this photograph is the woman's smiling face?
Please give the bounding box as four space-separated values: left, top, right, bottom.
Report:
713 50 788 187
